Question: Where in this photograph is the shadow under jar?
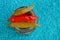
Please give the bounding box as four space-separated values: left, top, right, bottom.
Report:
14 7 38 34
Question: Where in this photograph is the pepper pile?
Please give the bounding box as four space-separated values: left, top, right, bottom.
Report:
8 5 39 28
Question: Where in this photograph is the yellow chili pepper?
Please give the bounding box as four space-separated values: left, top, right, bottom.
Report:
7 22 39 28
13 5 34 16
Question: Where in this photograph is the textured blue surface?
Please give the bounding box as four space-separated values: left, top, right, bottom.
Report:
0 0 60 40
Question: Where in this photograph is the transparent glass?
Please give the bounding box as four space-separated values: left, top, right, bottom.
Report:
14 7 38 34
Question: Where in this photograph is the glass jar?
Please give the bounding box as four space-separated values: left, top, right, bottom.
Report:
14 7 38 34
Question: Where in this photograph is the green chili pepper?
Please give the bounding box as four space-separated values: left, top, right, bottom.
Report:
13 5 34 16
7 22 39 28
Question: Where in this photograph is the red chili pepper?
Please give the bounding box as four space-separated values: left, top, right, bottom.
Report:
29 16 38 20
10 16 38 22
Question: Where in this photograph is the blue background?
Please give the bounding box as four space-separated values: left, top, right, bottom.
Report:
0 0 60 40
